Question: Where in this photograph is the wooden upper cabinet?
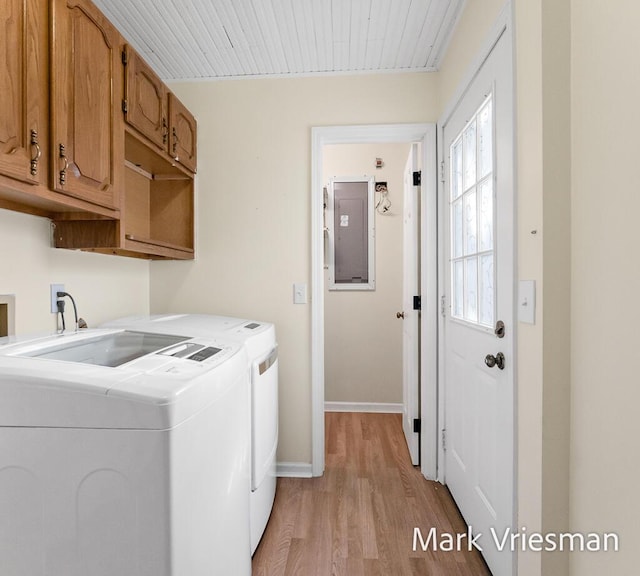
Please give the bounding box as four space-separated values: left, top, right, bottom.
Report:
169 93 197 173
50 0 123 210
124 46 197 174
123 45 168 152
0 0 48 186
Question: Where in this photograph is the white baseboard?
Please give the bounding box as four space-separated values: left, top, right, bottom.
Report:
324 401 403 413
276 462 313 478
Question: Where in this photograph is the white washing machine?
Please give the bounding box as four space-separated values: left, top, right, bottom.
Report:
102 314 278 554
0 328 252 576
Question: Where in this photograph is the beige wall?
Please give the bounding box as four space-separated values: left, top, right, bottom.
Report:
0 208 149 333
323 142 409 405
437 0 507 110
153 74 438 463
570 1 640 574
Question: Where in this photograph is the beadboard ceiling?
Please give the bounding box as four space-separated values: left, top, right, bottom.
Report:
92 0 465 80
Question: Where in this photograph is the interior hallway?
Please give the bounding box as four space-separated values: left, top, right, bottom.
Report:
252 412 491 575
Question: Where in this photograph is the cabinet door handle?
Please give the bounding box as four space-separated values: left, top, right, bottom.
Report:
59 143 68 186
162 117 168 144
30 130 41 176
172 126 179 158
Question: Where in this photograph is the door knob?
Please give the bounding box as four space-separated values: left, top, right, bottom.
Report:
396 311 405 319
485 352 505 370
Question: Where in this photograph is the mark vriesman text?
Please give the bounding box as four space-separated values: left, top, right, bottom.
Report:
413 526 619 553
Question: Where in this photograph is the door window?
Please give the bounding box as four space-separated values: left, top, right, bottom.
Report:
450 95 494 327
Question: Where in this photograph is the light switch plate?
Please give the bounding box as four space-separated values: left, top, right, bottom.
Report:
518 280 536 324
293 283 307 304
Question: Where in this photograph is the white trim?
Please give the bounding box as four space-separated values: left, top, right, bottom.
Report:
421 127 439 481
311 123 438 481
324 402 403 413
276 462 313 478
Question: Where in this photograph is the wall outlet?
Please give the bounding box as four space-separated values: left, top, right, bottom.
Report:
50 284 64 313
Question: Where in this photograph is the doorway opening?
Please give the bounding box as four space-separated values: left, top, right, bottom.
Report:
311 124 438 481
323 143 408 421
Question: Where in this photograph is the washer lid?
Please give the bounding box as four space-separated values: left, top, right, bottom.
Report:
0 329 248 430
15 330 191 367
101 314 277 360
102 313 247 335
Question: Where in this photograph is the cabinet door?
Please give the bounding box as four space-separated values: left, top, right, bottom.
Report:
50 0 123 210
124 45 168 151
169 93 197 173
0 0 47 185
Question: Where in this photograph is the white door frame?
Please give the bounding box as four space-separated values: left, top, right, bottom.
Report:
311 123 438 480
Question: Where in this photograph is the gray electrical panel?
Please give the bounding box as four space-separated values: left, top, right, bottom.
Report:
333 180 369 284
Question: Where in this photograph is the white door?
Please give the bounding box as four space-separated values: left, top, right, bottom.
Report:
441 28 515 576
401 143 420 465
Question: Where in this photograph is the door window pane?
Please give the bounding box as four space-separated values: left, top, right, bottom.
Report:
478 100 493 179
453 260 464 317
479 179 493 252
464 190 477 255
463 120 477 191
479 254 494 326
465 257 478 323
449 94 495 327
453 198 463 258
452 139 463 199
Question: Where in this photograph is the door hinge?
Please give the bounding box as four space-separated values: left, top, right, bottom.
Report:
121 50 128 66
413 295 421 311
412 170 421 186
122 99 128 114
442 428 447 451
441 295 447 317
440 160 445 183
413 418 421 434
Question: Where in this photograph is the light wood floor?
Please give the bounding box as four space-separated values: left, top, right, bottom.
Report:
252 412 492 575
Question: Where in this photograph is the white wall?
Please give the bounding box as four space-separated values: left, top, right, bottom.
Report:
152 73 438 463
0 208 149 333
323 142 409 405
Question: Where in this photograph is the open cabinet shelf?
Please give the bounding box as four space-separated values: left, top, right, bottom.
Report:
53 132 194 260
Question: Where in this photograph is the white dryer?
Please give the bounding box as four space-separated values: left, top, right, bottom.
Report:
0 328 252 576
102 314 278 554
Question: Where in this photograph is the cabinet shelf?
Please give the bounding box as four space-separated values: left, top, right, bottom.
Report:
53 131 194 260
